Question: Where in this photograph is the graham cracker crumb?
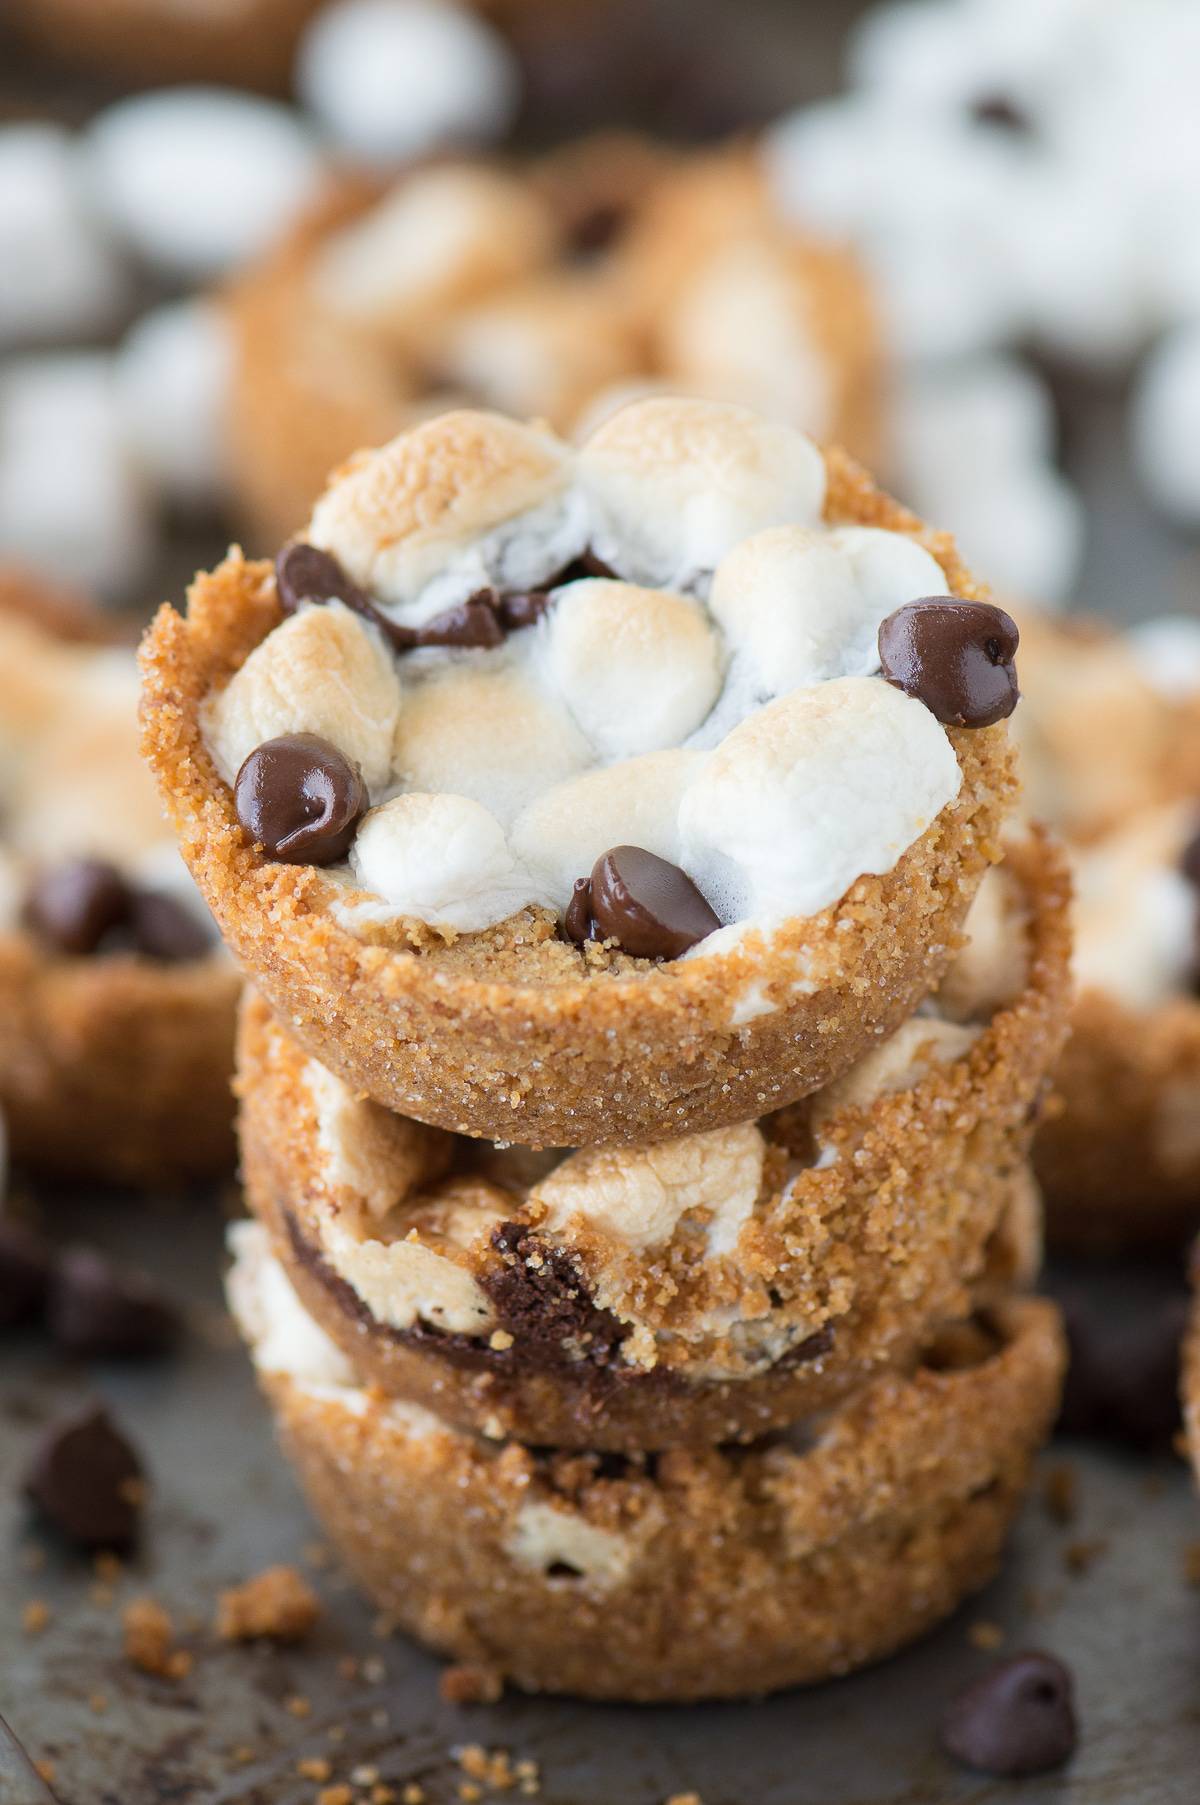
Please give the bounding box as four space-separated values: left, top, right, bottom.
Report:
298 1757 333 1782
1064 1537 1108 1575
968 1619 1004 1651
217 1564 321 1643
89 1693 108 1715
317 1787 353 1805
1042 1462 1078 1525
455 1746 538 1794
666 1795 703 1805
400 1786 425 1804
34 1760 55 1786
123 1597 190 1678
22 1600 51 1636
286 1694 313 1719
440 1662 504 1705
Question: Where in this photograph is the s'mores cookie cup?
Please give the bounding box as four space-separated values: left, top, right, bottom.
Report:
0 572 238 1186
228 1223 1065 1701
235 832 1069 1450
140 399 1020 1146
226 139 879 544
1016 611 1200 1249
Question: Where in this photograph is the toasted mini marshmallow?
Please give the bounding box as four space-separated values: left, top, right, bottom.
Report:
321 1180 502 1339
433 273 641 432
660 238 834 434
507 1502 639 1588
578 396 827 591
812 1016 980 1133
307 410 587 629
392 662 591 825
1073 803 1198 1011
936 863 1030 1024
532 1122 765 1258
509 748 706 909
541 580 722 759
314 164 553 336
306 1059 451 1223
202 601 400 793
709 523 948 698
678 676 962 925
349 792 548 933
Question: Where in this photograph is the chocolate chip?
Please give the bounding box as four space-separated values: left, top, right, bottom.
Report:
24 859 130 956
0 1219 50 1328
1054 1282 1186 1450
48 1248 178 1359
275 542 417 653
878 599 1020 728
128 891 211 963
234 732 367 864
588 845 720 959
563 876 594 946
941 1652 1077 1777
970 92 1033 135
24 1405 145 1549
418 596 506 649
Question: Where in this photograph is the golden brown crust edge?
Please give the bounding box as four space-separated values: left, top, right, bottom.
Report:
0 936 238 1186
258 1295 1064 1701
234 832 1070 1448
139 447 1017 1147
1037 989 1200 1253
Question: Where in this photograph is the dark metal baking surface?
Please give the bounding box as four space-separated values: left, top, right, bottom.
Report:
1 1191 1198 1805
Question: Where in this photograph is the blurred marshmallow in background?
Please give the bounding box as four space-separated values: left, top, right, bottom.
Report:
0 125 128 346
296 0 521 167
114 300 235 514
0 354 155 599
85 88 324 281
1131 324 1200 530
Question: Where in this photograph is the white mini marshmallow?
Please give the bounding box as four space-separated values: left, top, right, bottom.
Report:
1131 322 1200 528
709 524 947 697
86 88 322 280
349 792 548 932
314 164 551 332
202 601 401 792
678 677 962 926
578 397 826 591
1126 615 1200 701
323 1216 496 1337
935 864 1030 1025
891 357 1057 489
0 353 155 602
0 125 128 345
1073 806 1198 1012
297 0 520 168
533 1123 765 1260
908 459 1083 610
509 749 706 910
541 580 722 759
392 662 590 825
813 1016 979 1131
226 1222 356 1389
114 299 233 511
507 1503 637 1589
307 412 584 629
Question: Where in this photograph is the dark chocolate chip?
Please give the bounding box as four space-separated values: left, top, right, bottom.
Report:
275 542 417 653
970 92 1033 135
24 859 131 957
878 598 1020 728
234 732 367 864
48 1247 178 1359
563 876 594 947
1054 1283 1185 1450
128 891 212 964
0 1219 50 1329
589 845 720 959
24 1405 145 1549
941 1651 1077 1777
418 596 506 649
568 201 627 257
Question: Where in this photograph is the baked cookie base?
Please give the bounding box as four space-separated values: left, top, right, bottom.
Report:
234 833 1068 1448
0 933 238 1187
231 1234 1064 1702
139 449 1016 1147
1036 990 1200 1253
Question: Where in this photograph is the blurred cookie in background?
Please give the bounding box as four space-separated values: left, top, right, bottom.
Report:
0 568 238 1187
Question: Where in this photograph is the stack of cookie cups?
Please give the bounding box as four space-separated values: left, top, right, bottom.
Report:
140 397 1071 1700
